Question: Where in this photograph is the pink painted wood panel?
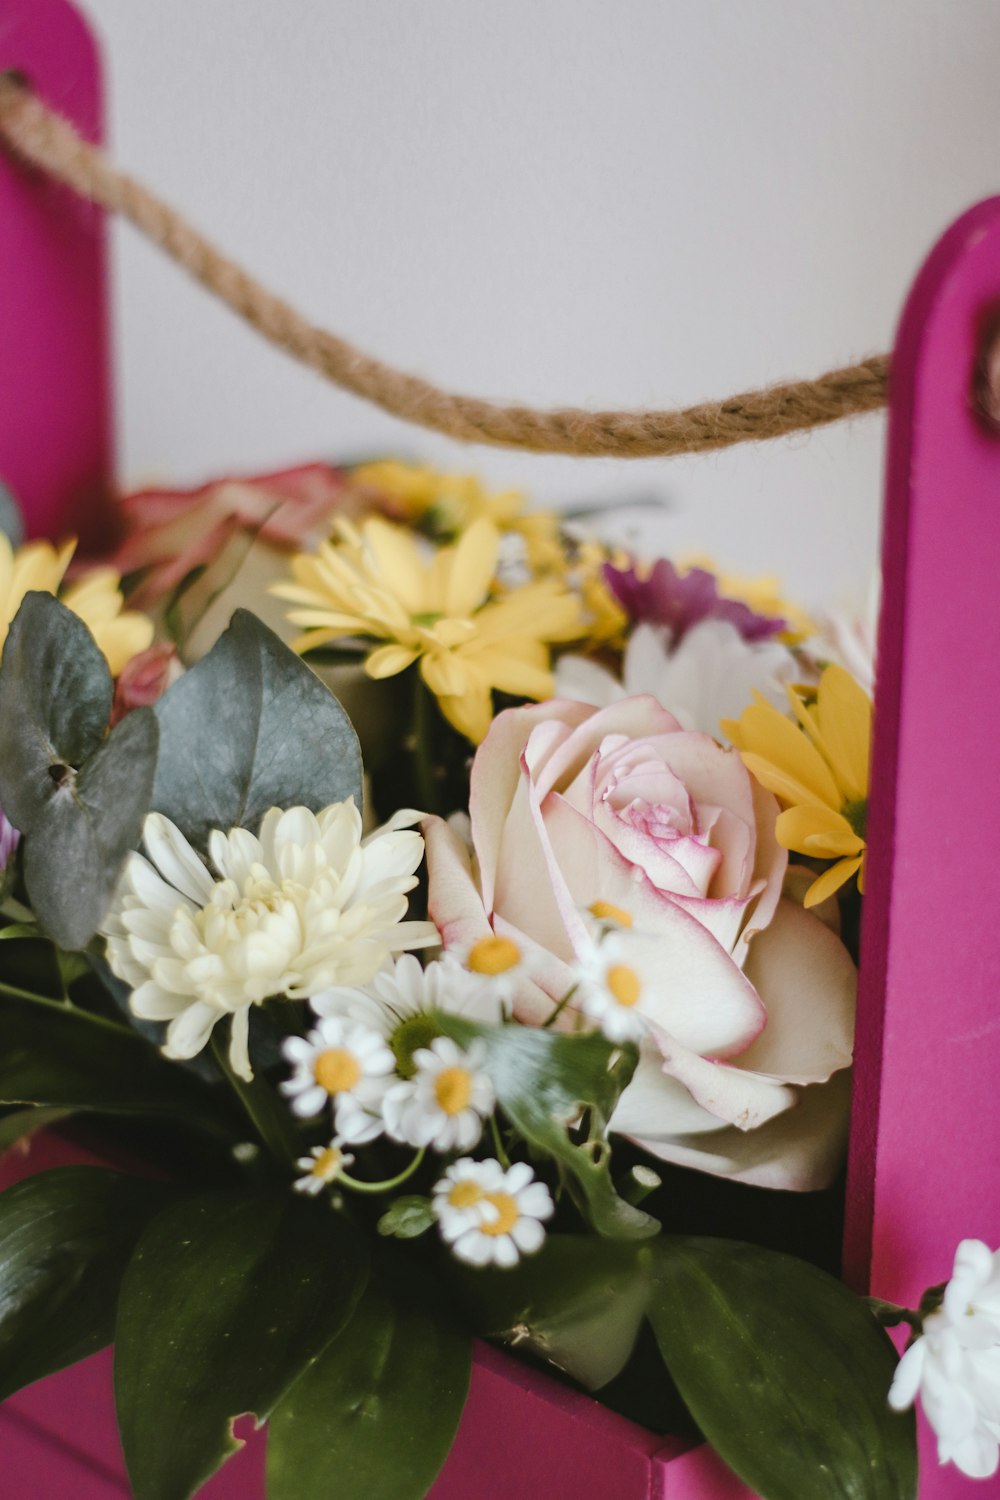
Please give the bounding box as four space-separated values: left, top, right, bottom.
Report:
843 194 1000 1496
0 0 113 550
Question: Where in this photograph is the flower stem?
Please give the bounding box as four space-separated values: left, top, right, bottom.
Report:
543 984 577 1029
0 979 133 1036
339 1148 426 1195
210 1033 300 1169
412 674 440 816
866 1297 922 1331
489 1112 511 1168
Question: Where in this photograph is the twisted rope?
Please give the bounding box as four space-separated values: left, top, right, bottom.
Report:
0 73 890 459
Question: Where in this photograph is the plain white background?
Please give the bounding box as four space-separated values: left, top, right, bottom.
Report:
79 1 1000 605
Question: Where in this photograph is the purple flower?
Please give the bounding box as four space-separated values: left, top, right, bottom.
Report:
0 806 19 874
603 558 787 644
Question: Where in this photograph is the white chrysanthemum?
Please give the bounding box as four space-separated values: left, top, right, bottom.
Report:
573 929 656 1044
311 952 503 1036
889 1240 1000 1479
555 619 797 739
433 1157 554 1268
100 803 438 1081
383 1036 494 1153
293 1139 354 1196
281 1017 395 1143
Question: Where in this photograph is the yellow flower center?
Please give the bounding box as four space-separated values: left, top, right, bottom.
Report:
588 901 633 928
434 1066 474 1116
481 1191 519 1237
314 1048 362 1094
311 1146 344 1180
606 964 642 1008
448 1180 484 1210
467 935 521 976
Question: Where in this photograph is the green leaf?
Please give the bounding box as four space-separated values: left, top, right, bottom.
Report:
0 1105 72 1151
0 592 112 832
115 1190 368 1500
440 1018 658 1240
0 1166 171 1400
25 707 159 950
152 610 363 851
377 1194 436 1239
0 993 237 1140
456 1234 653 1391
267 1279 470 1500
647 1237 917 1500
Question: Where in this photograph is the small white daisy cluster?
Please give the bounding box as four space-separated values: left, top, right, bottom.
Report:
281 950 553 1267
573 901 659 1044
434 1159 554 1268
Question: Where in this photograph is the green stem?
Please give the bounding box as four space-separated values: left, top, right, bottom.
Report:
340 1148 426 1195
210 1032 300 1169
489 1112 511 1169
543 984 577 1029
412 673 440 815
0 980 134 1037
866 1296 922 1331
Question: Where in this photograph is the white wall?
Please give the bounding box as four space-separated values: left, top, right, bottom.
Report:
80 0 1000 605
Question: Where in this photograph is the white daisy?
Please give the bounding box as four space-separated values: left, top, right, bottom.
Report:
383 1036 495 1153
433 1157 554 1268
311 952 503 1036
573 930 655 1044
281 1016 395 1144
448 933 539 1009
100 802 438 1081
293 1139 355 1196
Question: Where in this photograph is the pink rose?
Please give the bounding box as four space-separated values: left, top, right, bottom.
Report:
423 697 855 1190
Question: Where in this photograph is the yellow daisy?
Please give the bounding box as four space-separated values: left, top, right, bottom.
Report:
351 460 564 572
723 663 871 907
0 536 153 676
272 515 582 744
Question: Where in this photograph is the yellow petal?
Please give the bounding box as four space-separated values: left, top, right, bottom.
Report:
437 688 494 745
365 643 419 679
739 752 836 815
815 664 872 801
362 518 427 615
444 518 499 617
776 805 865 859
804 856 864 908
734 703 841 809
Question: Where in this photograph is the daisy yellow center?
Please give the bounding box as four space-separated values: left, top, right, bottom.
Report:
315 1048 362 1094
606 964 642 1008
588 901 633 928
481 1191 519 1237
311 1146 344 1180
448 1180 484 1210
467 935 520 976
434 1066 474 1116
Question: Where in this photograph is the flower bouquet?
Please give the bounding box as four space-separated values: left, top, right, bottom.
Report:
1 457 992 1500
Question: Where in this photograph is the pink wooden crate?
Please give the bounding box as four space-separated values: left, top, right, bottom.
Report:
2 1 999 1495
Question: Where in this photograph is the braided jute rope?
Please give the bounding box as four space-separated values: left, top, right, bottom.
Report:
0 73 890 459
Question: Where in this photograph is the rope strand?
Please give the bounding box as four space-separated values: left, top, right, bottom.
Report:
0 73 890 459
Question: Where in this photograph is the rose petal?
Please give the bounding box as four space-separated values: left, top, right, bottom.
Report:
736 898 856 1084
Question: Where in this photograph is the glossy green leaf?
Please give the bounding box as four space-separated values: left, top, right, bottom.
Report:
648 1237 917 1500
377 1194 436 1239
440 1018 658 1240
0 1167 171 1400
0 1105 72 1151
0 993 237 1139
152 610 363 851
25 707 158 950
456 1233 653 1391
267 1280 470 1500
115 1190 368 1500
0 592 112 833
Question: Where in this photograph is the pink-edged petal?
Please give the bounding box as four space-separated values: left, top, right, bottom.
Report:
623 1069 853 1191
736 898 855 1084
642 1035 796 1128
421 815 492 951
530 697 683 803
491 766 582 962
470 701 592 911
731 776 787 967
